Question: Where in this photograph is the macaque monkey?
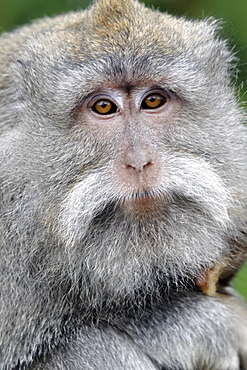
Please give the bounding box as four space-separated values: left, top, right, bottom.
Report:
0 0 247 369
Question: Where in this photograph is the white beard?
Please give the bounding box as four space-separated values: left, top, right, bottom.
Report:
58 153 232 302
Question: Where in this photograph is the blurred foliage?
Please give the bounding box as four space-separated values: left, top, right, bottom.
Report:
232 261 247 300
0 0 246 299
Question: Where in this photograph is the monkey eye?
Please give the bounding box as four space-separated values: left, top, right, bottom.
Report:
141 93 167 110
91 99 118 115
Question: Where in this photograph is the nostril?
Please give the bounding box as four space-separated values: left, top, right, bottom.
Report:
125 163 139 172
125 160 154 172
144 160 154 167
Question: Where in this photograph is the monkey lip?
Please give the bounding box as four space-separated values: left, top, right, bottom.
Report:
129 190 153 200
121 191 161 216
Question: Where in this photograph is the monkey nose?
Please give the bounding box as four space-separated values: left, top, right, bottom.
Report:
125 159 154 173
123 145 155 173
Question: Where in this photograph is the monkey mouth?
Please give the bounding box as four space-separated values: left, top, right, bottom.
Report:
120 190 163 218
126 190 154 200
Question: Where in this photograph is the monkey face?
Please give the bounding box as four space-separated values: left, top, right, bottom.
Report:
57 83 232 297
68 82 230 221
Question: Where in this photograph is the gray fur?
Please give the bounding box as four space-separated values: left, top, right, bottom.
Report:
0 0 247 369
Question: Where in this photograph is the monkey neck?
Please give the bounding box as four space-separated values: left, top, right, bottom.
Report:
69 274 197 326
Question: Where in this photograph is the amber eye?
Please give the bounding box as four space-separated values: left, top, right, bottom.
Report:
92 99 118 115
141 93 167 110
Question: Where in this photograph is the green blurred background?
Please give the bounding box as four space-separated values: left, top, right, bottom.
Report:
0 0 246 299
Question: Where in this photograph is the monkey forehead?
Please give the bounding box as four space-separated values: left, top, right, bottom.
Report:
82 0 221 57
17 0 230 79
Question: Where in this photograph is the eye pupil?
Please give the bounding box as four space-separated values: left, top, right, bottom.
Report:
141 93 167 110
92 99 118 115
